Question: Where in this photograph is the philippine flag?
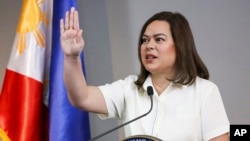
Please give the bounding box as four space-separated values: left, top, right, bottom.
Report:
0 0 52 140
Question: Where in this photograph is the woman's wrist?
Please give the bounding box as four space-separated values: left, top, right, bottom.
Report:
64 54 81 63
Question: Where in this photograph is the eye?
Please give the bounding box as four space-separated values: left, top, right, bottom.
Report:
155 37 164 43
141 37 149 44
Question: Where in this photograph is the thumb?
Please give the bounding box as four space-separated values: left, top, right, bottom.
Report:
76 29 84 45
76 29 84 47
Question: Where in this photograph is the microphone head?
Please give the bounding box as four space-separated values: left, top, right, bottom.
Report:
147 86 154 96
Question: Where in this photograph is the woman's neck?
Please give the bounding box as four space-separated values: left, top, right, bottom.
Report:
151 74 171 95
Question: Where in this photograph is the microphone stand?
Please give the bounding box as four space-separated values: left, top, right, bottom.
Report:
90 86 154 141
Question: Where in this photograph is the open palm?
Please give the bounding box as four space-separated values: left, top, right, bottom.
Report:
60 7 84 57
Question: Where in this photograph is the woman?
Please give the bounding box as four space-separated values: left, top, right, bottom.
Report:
60 7 229 141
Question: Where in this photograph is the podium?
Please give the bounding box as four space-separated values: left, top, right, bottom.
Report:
122 135 162 141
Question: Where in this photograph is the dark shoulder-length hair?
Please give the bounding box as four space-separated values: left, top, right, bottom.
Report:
135 11 209 90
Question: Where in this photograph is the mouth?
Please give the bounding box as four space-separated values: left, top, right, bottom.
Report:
145 54 157 61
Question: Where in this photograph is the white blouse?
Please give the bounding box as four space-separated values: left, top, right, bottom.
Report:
98 75 229 141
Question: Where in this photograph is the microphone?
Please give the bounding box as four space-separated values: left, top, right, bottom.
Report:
89 86 154 141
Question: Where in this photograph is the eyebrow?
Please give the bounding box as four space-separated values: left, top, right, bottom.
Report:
143 33 168 38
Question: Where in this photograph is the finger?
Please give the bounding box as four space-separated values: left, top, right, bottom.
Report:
73 8 80 30
69 7 75 29
65 11 69 30
60 19 65 34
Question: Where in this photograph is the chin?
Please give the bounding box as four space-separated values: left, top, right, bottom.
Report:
145 67 158 73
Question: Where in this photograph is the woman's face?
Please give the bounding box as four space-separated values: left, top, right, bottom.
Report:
140 20 176 76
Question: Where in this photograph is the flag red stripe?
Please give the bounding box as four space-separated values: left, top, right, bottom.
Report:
0 69 46 141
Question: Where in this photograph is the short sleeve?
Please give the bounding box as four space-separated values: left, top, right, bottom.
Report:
201 84 230 141
97 75 137 120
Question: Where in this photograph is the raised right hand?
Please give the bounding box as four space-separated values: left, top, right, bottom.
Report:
60 7 108 115
60 7 84 58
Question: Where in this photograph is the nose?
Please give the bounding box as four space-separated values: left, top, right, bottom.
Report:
146 40 155 50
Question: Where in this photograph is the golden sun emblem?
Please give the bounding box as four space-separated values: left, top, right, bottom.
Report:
0 129 10 141
16 0 48 54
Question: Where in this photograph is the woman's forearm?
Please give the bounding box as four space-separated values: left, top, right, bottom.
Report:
63 55 88 107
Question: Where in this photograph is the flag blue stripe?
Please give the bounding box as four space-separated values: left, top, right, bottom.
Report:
49 0 90 140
